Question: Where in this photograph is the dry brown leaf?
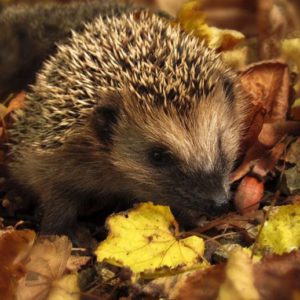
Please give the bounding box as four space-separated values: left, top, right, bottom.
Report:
142 250 300 300
252 142 286 177
142 265 226 300
232 121 300 181
66 256 90 272
16 236 73 300
240 61 289 122
231 61 293 181
286 195 300 205
254 251 300 299
0 230 36 300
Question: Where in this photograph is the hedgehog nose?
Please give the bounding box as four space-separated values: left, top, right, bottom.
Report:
208 193 230 216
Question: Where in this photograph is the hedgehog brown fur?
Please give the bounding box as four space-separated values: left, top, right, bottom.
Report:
8 9 247 236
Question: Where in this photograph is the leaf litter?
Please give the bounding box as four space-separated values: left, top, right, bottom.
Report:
0 0 300 299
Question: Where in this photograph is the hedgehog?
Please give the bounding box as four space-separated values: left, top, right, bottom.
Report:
7 5 246 237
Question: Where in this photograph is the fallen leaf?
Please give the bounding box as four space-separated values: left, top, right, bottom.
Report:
256 205 300 255
233 61 290 170
286 195 300 205
177 0 244 51
95 202 207 280
231 121 300 182
16 236 74 300
252 142 286 177
205 27 245 51
217 249 260 300
142 265 225 300
0 229 36 300
221 47 248 70
66 256 91 272
254 251 300 300
240 61 289 122
141 249 300 300
142 248 260 300
48 273 80 300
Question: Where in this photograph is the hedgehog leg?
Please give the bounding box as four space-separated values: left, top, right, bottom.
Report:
39 189 79 237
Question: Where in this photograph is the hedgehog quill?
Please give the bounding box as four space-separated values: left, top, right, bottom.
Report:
6 4 247 237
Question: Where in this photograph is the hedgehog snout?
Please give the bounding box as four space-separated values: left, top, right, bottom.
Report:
207 199 230 216
204 191 231 216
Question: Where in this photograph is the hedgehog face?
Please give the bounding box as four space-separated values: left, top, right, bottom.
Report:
94 82 244 217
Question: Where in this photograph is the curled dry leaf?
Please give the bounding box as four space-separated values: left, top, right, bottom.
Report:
240 61 289 122
231 61 293 181
0 229 36 300
232 121 300 181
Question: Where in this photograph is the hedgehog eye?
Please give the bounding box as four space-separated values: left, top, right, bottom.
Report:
148 147 173 167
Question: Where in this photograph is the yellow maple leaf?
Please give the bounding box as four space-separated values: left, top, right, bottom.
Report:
95 202 207 280
177 0 244 51
257 204 300 255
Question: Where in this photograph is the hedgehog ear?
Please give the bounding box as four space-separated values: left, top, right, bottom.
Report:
92 92 121 145
93 105 119 145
